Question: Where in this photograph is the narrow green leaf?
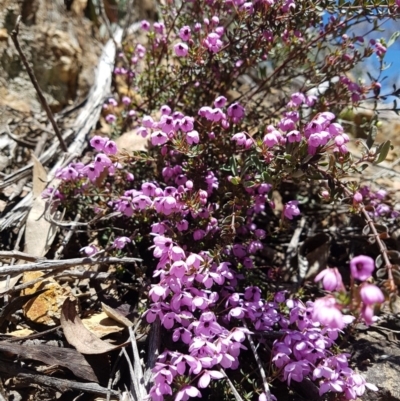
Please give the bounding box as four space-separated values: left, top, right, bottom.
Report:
375 140 391 164
230 156 238 176
387 31 400 48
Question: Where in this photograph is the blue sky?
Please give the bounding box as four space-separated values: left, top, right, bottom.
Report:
322 11 400 100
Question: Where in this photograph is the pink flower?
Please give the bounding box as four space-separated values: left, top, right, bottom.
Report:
286 130 301 143
283 200 300 219
290 92 305 106
175 385 202 401
80 244 98 256
231 132 247 146
174 42 189 57
179 26 191 41
214 96 227 108
82 163 101 181
361 304 378 325
360 284 384 305
353 191 363 203
203 32 223 53
315 268 344 292
104 140 118 155
151 131 169 146
140 20 150 30
227 102 245 121
105 114 116 123
90 135 107 151
263 132 279 147
349 255 374 281
186 130 199 145
312 296 345 329
113 236 131 250
198 370 224 388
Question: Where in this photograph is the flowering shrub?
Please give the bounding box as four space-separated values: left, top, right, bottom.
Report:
47 0 400 400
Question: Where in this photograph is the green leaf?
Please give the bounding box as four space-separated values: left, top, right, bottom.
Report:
251 154 262 170
375 140 391 164
230 156 238 176
261 171 272 183
243 181 255 188
387 31 400 48
230 177 240 185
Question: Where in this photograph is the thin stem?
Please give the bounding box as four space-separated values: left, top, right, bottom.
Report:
243 321 272 401
10 16 68 152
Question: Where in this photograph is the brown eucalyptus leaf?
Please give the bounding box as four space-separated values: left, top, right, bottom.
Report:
81 312 125 338
101 302 133 328
0 341 98 382
61 297 129 355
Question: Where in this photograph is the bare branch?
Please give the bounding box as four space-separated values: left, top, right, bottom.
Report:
10 16 68 152
243 321 272 401
0 256 142 276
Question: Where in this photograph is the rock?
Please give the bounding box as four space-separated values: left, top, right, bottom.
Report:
22 271 70 326
0 0 101 113
350 328 400 401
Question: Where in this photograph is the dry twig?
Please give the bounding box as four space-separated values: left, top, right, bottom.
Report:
10 16 67 152
243 321 272 401
0 256 141 276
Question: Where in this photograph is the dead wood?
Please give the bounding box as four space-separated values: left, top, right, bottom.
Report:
0 341 98 383
0 256 141 276
0 360 119 398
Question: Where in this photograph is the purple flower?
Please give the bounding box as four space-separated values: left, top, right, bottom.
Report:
283 360 311 385
198 370 224 388
105 114 116 124
353 191 363 203
286 130 301 143
175 385 202 401
179 26 191 41
227 102 245 122
349 255 374 281
214 96 227 108
90 135 107 151
315 268 344 292
186 130 199 145
174 42 189 57
104 140 118 155
80 244 98 256
203 32 223 53
312 297 345 329
113 236 131 250
263 132 279 147
140 20 150 31
151 131 169 146
360 284 384 305
283 200 300 219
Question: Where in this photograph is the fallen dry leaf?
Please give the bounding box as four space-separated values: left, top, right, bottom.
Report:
115 128 148 153
0 274 22 294
61 297 129 354
82 311 125 338
0 341 98 382
101 302 133 328
24 155 57 258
